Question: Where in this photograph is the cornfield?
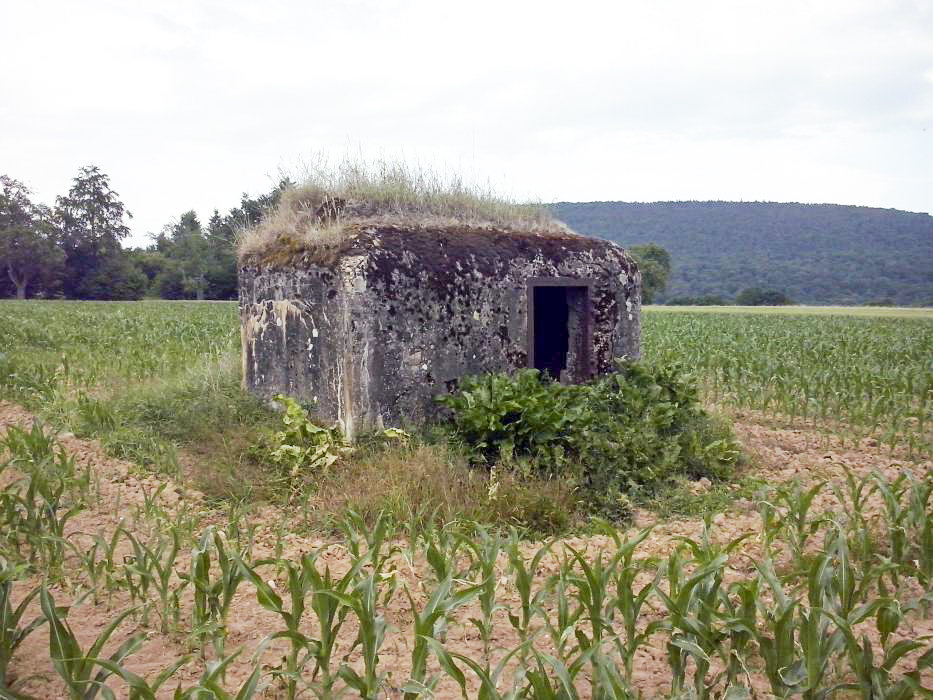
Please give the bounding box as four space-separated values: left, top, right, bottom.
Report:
1 427 931 697
0 301 930 697
643 311 933 456
0 301 237 400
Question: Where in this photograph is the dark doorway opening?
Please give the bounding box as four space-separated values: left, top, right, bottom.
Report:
533 286 569 380
528 280 592 382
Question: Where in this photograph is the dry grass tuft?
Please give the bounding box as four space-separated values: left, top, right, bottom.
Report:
236 156 569 263
310 443 581 534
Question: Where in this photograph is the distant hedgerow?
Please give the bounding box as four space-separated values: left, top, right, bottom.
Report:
437 361 740 520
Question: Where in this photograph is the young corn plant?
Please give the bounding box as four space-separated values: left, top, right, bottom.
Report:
339 510 398 576
1 494 32 564
752 556 804 698
504 531 553 664
826 602 933 699
820 521 882 624
129 482 172 540
918 516 933 602
178 527 244 660
829 467 877 568
238 549 363 700
522 649 585 700
1 421 64 471
168 649 261 700
903 468 933 593
873 470 913 585
122 529 185 633
79 527 126 610
327 571 391 699
456 527 507 671
795 554 848 700
540 552 582 662
66 532 110 608
773 479 829 571
121 530 156 624
29 484 82 579
656 536 730 700
401 507 426 568
224 498 258 562
712 576 759 695
239 555 317 700
40 586 144 700
565 543 622 698
604 526 659 687
167 500 203 547
421 520 473 586
757 497 784 560
142 481 169 518
0 471 22 553
80 657 188 700
0 558 46 693
403 557 483 699
1 422 86 577
423 636 527 700
303 554 362 698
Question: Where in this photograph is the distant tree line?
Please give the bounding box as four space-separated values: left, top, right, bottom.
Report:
0 166 285 301
8 173 926 306
624 244 795 306
552 201 933 306
667 288 794 306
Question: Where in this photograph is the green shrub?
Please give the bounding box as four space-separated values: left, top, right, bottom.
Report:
264 394 347 478
735 287 794 305
437 360 740 520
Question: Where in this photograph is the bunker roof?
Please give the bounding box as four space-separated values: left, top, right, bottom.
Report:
236 159 584 267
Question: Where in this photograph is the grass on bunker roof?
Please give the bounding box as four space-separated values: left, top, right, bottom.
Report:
236 156 568 264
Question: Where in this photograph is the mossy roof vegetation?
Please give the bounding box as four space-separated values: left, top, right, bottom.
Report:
236 158 573 265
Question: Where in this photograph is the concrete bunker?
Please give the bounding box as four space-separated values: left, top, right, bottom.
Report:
238 185 642 439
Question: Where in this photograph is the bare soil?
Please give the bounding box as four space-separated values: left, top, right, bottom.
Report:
2 401 930 699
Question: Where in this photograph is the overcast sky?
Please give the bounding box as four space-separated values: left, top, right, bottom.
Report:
3 0 932 247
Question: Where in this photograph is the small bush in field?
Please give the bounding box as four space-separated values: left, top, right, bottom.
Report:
437 360 740 520
263 394 347 479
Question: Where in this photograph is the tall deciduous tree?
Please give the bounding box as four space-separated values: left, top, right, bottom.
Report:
204 209 238 299
55 166 144 299
629 243 671 304
157 211 210 300
0 175 64 299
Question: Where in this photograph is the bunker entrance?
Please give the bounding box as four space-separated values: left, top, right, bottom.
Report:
528 280 592 382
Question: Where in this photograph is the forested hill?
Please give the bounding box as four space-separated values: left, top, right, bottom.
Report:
550 201 933 306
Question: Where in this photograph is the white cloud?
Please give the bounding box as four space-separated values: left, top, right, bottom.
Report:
2 0 932 246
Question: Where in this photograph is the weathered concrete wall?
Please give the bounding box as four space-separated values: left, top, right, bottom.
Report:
240 225 640 437
239 266 348 424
